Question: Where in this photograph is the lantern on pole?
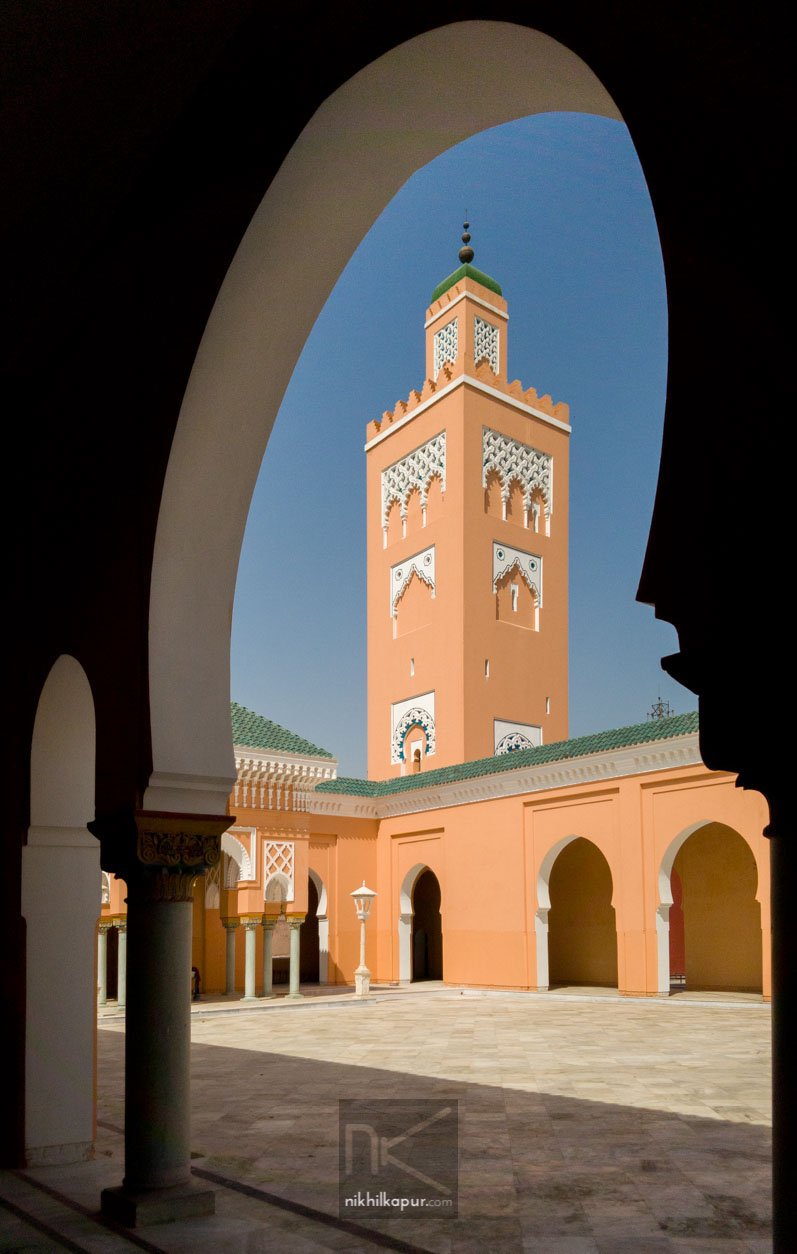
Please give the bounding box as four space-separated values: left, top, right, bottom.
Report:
351 881 377 996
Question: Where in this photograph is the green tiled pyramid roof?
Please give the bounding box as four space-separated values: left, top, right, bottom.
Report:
431 263 503 304
316 712 699 798
231 701 334 760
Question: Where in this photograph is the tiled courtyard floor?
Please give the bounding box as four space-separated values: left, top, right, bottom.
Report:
0 988 772 1252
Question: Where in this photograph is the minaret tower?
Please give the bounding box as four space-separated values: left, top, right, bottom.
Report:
366 226 570 778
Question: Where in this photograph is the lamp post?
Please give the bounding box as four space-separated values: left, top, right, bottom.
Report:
351 881 377 996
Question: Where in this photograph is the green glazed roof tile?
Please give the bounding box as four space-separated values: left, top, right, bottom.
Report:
231 701 334 760
316 712 699 799
431 264 503 304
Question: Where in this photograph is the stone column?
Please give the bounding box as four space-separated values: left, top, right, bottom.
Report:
97 922 111 1006
241 916 260 1002
287 913 305 999
92 809 228 1227
261 914 278 998
221 918 238 995
116 920 127 1009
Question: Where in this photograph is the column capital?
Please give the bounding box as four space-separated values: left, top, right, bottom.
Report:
97 919 113 934
114 919 128 933
89 808 232 902
286 913 306 928
221 917 240 931
240 914 261 930
260 914 279 931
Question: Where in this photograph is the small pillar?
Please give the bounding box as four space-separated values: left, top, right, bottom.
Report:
287 913 305 999
241 916 260 1002
97 921 111 1006
262 914 278 998
116 919 127 1009
221 918 239 995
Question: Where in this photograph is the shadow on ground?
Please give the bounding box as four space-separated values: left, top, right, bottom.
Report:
89 1027 773 1253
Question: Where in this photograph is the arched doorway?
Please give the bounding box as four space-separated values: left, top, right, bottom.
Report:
307 869 330 984
300 875 320 984
411 870 443 982
660 823 762 994
546 838 618 989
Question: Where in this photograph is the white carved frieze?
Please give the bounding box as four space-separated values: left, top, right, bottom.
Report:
433 318 458 378
493 542 542 604
482 428 552 516
474 316 500 374
391 545 435 616
382 432 446 526
494 719 542 755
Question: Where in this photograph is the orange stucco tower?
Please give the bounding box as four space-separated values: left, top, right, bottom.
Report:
366 226 571 778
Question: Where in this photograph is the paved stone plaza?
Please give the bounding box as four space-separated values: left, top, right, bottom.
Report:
0 988 772 1252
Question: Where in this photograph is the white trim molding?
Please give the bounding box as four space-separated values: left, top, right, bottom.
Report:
308 732 704 820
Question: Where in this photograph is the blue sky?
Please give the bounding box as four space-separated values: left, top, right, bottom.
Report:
231 113 690 777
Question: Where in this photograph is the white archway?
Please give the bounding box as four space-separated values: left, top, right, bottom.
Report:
398 862 431 983
308 868 329 984
534 835 579 990
221 830 254 884
22 655 97 1165
145 21 621 818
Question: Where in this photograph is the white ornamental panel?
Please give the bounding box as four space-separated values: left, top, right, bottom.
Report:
391 691 436 764
433 318 458 378
492 543 542 604
390 546 435 616
264 840 295 902
474 316 500 374
494 719 542 755
382 432 446 525
482 428 552 514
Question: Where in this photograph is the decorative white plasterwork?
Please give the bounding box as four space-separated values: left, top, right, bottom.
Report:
381 432 446 526
100 871 111 905
264 840 295 902
306 733 705 821
222 851 240 889
223 828 256 881
494 719 542 755
433 318 458 378
391 546 435 616
233 745 337 812
493 543 543 603
391 692 436 763
205 860 221 909
474 316 500 374
482 428 553 516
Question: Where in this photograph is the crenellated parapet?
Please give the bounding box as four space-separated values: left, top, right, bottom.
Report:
366 355 569 443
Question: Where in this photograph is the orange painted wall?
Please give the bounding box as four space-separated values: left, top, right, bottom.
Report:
368 762 770 998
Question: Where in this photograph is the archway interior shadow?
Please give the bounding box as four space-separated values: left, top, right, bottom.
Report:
88 1029 772 1249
